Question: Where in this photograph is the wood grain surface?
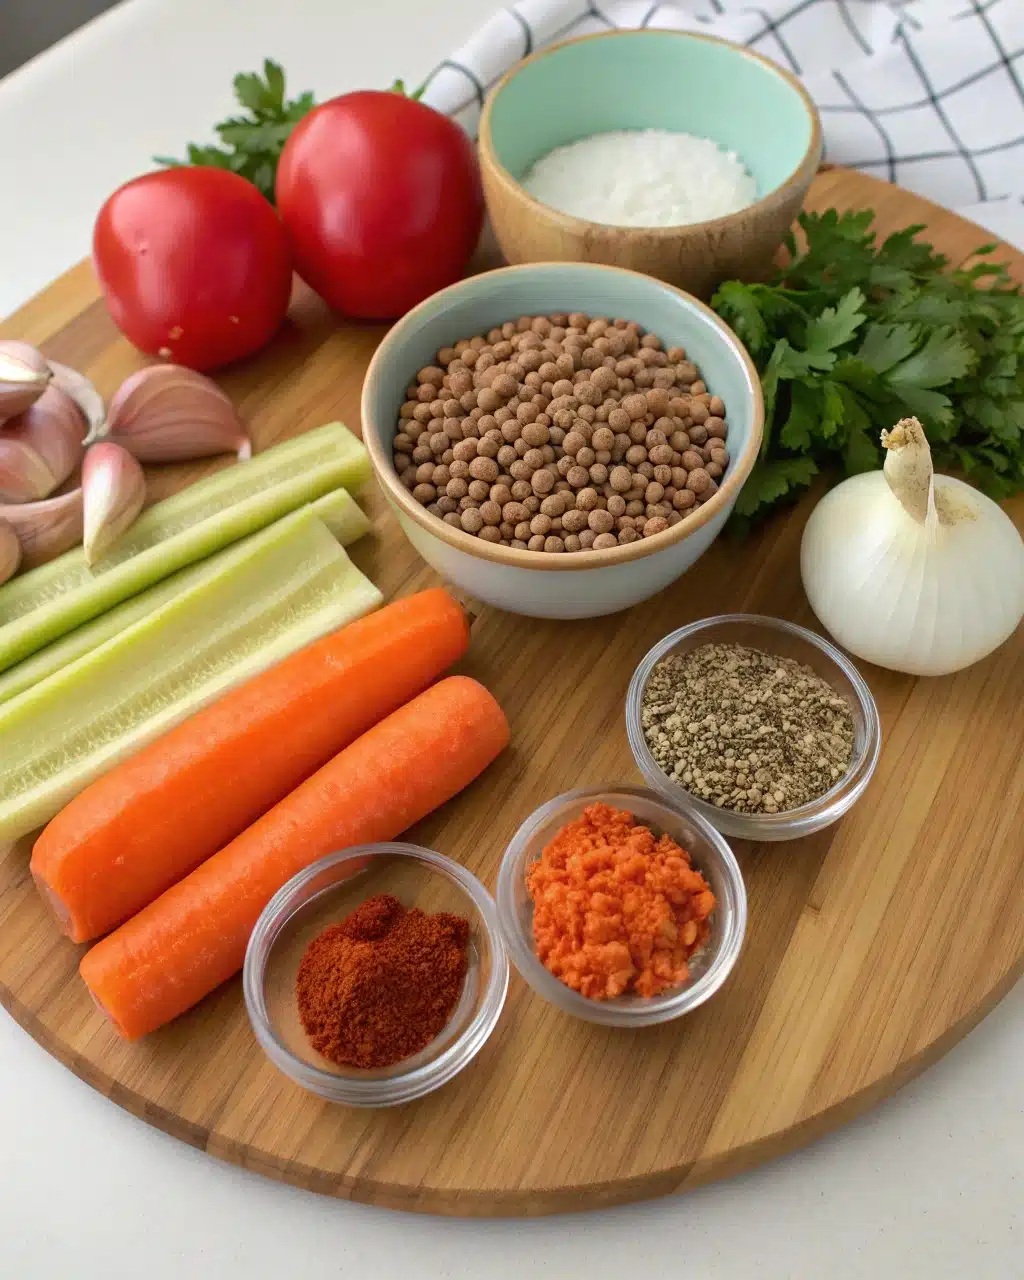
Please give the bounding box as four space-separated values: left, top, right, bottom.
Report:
0 169 1021 1216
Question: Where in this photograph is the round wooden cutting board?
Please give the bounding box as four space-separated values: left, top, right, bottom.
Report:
1 169 1021 1216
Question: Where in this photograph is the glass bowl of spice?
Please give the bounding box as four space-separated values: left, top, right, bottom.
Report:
496 786 746 1027
626 614 882 842
244 844 509 1106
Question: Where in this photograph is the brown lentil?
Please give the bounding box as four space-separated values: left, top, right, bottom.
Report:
392 314 729 552
641 643 855 814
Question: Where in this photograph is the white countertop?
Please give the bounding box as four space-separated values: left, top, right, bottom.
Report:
1 2 1020 1275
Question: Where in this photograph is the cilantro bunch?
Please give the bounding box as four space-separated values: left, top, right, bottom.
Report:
711 209 1024 527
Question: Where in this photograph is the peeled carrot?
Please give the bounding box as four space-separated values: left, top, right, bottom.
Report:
79 675 509 1039
32 588 468 943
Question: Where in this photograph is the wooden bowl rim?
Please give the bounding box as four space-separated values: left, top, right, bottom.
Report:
361 260 764 573
477 27 824 242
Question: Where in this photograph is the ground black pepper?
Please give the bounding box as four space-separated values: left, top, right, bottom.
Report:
641 642 855 814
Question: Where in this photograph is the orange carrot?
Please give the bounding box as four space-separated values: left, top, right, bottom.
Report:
32 588 468 943
79 675 509 1039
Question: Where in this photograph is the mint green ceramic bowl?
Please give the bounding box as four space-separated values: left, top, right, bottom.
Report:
361 260 763 619
478 30 822 298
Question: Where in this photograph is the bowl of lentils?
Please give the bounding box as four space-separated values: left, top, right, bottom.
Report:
361 260 763 619
626 615 882 841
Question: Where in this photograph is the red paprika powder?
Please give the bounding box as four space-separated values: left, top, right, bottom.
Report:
296 893 469 1069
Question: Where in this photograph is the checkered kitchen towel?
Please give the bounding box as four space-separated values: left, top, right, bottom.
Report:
418 0 1024 250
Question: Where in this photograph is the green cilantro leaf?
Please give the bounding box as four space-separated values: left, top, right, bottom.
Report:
887 327 975 389
263 59 286 108
803 287 867 362
233 71 273 114
734 456 819 520
778 378 821 452
886 386 954 433
843 425 879 474
856 323 920 374
157 59 317 202
713 206 1024 530
711 281 770 354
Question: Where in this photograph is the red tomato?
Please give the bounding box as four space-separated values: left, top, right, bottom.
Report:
275 91 483 320
93 169 293 371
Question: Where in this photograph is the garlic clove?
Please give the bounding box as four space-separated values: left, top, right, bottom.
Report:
104 365 251 462
0 383 86 501
49 360 106 439
0 438 58 503
0 519 21 585
0 489 83 570
82 442 146 565
0 340 52 419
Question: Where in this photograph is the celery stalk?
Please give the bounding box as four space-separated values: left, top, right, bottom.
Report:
0 561 212 707
0 423 370 673
0 507 382 843
307 489 372 544
0 486 371 705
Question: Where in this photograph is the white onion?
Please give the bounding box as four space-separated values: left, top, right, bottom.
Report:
800 418 1024 676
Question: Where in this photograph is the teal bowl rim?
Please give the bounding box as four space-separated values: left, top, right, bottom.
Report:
360 259 764 573
478 28 823 241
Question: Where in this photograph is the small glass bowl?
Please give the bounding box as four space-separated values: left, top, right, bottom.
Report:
243 844 509 1107
626 614 882 842
495 785 746 1027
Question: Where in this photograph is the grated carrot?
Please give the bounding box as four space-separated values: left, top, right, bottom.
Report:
526 802 715 1000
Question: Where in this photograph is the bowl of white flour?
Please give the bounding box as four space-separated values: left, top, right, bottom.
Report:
478 29 821 299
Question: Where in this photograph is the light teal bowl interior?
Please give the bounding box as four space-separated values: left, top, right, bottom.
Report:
364 263 758 466
487 32 814 201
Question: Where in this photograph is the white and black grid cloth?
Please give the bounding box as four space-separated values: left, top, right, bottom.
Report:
418 0 1024 250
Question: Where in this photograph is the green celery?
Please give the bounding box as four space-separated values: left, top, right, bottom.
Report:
0 423 369 672
0 506 382 843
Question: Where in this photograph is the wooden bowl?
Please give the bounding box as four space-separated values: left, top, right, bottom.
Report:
478 30 822 299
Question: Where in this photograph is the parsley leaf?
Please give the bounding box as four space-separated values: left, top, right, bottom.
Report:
803 287 867 364
157 59 317 202
887 326 975 389
733 456 820 523
778 379 821 452
857 323 920 374
712 280 770 354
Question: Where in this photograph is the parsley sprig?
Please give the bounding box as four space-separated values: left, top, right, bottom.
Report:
155 61 424 204
711 209 1024 527
155 60 315 202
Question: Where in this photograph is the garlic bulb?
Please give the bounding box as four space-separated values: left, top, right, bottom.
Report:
801 418 1024 676
0 341 51 419
102 365 251 461
0 383 86 502
82 442 146 565
0 489 84 569
0 520 21 585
